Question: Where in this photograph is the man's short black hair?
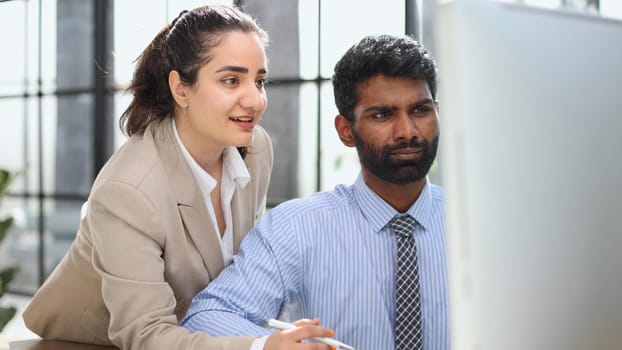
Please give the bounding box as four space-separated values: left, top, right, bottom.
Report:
332 34 438 121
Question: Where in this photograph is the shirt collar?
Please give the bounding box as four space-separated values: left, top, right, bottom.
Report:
222 146 251 188
353 174 434 233
172 118 250 193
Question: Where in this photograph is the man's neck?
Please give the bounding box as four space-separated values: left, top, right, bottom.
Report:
361 171 426 213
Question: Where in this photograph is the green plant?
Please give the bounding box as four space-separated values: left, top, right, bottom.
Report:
0 168 19 332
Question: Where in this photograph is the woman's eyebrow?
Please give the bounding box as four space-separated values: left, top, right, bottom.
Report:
215 66 268 75
216 65 248 73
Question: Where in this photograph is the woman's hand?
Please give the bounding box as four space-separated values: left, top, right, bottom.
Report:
264 318 335 350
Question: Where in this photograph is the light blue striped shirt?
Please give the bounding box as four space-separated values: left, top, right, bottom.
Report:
182 175 448 350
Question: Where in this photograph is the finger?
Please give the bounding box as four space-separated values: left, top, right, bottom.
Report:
298 342 333 350
288 324 335 340
264 329 333 350
292 318 321 327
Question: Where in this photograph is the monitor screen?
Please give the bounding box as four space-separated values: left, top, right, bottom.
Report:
436 1 622 349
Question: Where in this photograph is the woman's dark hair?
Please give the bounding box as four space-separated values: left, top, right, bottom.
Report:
332 34 437 122
120 5 268 142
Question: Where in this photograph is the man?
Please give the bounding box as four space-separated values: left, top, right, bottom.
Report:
182 34 448 350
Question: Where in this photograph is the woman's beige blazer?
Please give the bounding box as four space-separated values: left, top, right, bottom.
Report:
22 118 273 350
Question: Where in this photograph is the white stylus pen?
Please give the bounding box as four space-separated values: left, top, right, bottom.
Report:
267 319 355 350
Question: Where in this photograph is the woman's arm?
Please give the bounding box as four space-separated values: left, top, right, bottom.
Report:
88 182 255 350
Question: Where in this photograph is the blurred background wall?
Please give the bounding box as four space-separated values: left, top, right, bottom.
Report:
0 0 620 295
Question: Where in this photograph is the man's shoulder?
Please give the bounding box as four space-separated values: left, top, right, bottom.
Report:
268 184 355 221
428 183 445 202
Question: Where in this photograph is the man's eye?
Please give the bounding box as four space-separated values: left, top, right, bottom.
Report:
413 106 430 113
256 78 266 88
373 112 389 119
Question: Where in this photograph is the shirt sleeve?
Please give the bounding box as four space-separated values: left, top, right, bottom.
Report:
250 336 269 350
181 210 299 337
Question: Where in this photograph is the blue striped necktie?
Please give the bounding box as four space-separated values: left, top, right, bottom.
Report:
390 214 423 350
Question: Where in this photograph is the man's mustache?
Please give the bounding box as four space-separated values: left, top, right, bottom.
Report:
384 137 429 153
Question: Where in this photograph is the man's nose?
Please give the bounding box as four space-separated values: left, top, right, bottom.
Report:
393 112 419 141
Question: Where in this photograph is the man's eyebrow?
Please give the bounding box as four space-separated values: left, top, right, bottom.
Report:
413 98 435 107
360 98 435 114
361 105 394 114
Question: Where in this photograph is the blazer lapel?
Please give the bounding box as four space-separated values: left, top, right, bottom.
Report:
178 199 225 279
151 119 225 280
231 185 254 253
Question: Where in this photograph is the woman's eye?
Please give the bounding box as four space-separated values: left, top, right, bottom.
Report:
256 79 266 88
223 77 238 85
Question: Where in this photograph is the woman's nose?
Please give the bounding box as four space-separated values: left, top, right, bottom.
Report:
239 83 266 112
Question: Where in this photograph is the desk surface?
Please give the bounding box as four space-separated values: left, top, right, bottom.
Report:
10 340 118 350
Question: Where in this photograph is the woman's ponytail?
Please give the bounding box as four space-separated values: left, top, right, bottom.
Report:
119 24 174 136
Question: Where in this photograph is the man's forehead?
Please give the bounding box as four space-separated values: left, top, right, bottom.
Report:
356 76 433 100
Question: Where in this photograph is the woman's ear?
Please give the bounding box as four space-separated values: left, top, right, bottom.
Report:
169 70 188 108
334 114 356 148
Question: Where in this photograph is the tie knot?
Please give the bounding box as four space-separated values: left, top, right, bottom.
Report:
389 214 417 239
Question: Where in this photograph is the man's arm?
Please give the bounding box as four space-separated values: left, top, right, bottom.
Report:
182 206 336 350
181 211 299 336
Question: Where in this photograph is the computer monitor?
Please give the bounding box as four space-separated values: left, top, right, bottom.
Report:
435 1 622 349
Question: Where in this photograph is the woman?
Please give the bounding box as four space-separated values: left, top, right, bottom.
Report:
23 5 284 350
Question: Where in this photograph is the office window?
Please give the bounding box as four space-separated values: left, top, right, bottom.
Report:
0 0 108 293
243 0 406 198
495 0 622 17
0 0 417 293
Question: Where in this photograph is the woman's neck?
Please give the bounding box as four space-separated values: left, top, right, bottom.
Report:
174 115 225 177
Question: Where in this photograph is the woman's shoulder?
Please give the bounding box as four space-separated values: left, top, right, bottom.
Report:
250 124 272 152
92 125 167 192
244 124 274 175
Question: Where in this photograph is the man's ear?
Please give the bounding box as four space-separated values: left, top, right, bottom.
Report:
169 70 189 108
334 114 356 148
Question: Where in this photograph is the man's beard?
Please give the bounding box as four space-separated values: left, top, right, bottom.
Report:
352 131 439 185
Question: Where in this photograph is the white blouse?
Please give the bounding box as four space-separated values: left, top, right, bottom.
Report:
172 119 250 266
